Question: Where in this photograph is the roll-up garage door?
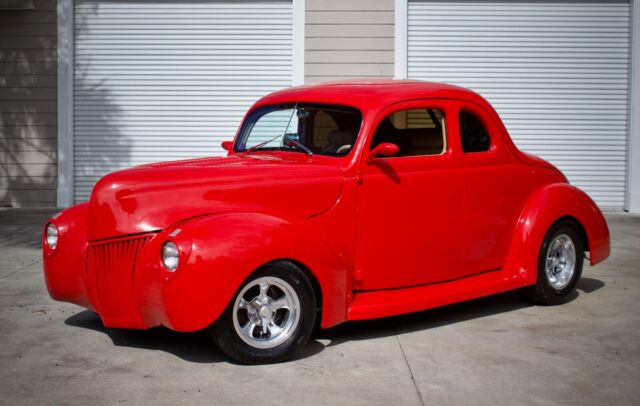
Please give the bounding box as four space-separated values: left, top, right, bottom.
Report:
407 1 630 210
73 1 293 202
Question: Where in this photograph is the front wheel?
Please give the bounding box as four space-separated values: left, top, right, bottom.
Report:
525 220 584 305
210 261 316 364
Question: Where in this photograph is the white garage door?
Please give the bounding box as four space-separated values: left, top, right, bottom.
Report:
73 0 293 202
407 1 630 210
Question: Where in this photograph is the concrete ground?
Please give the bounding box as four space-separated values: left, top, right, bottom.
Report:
0 209 638 406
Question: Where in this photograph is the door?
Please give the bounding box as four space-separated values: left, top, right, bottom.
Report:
355 100 463 291
407 0 630 210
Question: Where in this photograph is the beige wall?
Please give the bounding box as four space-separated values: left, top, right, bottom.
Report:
0 0 57 207
305 0 394 83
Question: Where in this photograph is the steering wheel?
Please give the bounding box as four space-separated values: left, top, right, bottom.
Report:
336 144 351 155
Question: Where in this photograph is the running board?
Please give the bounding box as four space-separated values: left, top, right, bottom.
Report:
347 269 527 321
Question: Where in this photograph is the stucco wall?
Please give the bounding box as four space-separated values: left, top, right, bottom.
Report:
0 0 58 207
305 0 394 83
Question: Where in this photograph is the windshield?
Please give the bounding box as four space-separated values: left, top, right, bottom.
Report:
235 103 363 157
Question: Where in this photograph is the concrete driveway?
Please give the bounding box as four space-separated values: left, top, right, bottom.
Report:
1 209 638 405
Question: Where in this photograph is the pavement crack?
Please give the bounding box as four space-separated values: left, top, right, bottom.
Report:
394 327 426 406
0 259 42 281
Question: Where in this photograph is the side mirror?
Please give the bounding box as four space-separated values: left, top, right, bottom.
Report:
367 142 399 163
221 141 233 152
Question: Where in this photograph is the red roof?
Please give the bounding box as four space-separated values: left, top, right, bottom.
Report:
254 79 485 112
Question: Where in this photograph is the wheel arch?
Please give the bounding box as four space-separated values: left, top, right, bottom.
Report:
145 211 349 332
280 258 323 319
257 258 324 327
553 215 589 252
503 183 610 286
226 255 343 330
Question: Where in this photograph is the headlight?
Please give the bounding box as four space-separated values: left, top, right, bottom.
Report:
161 241 179 271
45 223 58 249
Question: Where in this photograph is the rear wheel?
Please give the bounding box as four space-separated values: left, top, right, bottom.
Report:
210 261 316 364
526 220 584 305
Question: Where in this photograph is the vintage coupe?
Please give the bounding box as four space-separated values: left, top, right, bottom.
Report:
43 80 610 364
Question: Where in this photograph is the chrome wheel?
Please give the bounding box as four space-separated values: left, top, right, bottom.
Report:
232 276 300 349
545 234 576 290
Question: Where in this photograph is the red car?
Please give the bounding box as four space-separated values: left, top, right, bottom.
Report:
43 80 610 364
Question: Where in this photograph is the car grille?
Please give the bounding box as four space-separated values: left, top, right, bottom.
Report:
86 234 153 323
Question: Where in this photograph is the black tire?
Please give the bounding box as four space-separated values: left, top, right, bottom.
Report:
210 261 316 364
525 220 584 305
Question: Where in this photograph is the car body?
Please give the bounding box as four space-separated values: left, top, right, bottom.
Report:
43 80 610 363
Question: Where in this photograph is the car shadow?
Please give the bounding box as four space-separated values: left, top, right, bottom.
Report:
64 310 325 364
65 277 604 363
318 290 532 345
576 277 605 294
319 277 605 346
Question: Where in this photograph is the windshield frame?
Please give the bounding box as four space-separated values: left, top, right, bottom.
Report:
234 102 364 157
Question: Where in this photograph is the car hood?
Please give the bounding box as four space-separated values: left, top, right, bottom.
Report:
87 154 344 241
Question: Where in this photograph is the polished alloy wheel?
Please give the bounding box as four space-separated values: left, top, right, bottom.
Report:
232 276 300 349
545 234 576 290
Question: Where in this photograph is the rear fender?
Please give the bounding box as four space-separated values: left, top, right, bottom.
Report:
504 183 610 286
135 212 351 332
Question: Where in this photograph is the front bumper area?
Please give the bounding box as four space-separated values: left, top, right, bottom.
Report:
85 233 156 329
42 204 229 332
43 204 152 328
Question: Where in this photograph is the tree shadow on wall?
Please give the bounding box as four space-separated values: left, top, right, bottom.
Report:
0 3 58 207
0 2 131 207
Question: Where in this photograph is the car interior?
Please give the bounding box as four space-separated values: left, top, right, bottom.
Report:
370 108 446 157
306 108 360 156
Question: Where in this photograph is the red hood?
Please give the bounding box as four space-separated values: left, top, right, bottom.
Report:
87 154 344 241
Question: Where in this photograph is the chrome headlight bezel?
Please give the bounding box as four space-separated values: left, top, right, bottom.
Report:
161 241 179 272
45 223 58 249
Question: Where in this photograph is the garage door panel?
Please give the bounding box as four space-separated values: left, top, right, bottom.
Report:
408 0 630 210
73 1 293 202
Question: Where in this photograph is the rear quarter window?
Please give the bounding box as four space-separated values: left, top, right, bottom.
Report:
459 110 490 153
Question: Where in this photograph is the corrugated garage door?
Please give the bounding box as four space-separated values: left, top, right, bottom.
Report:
407 1 630 210
73 0 293 202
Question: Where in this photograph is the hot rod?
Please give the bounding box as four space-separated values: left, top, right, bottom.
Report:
43 80 610 364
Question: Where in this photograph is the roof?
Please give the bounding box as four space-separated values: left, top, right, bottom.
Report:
253 79 486 113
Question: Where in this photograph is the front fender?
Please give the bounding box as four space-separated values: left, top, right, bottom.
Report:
503 183 610 286
135 212 351 332
43 203 93 310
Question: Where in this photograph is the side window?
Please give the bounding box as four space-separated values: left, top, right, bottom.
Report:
459 110 490 153
370 108 446 157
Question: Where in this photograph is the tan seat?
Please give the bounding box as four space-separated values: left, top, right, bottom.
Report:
321 130 355 155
